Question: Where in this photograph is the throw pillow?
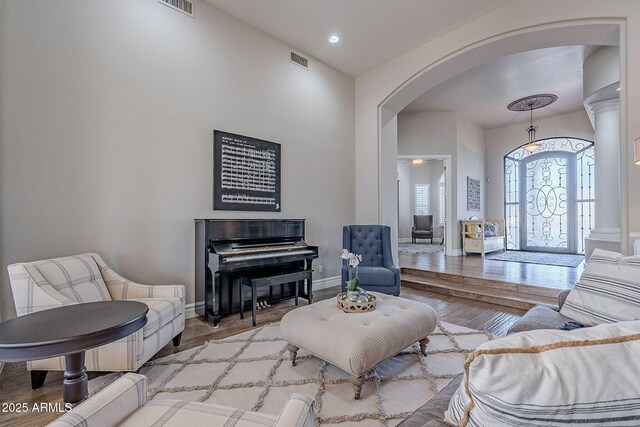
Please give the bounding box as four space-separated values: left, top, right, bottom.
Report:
444 320 640 426
465 224 481 239
559 249 640 325
484 222 496 237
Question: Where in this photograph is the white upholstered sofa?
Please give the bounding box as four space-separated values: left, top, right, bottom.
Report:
48 373 314 427
7 253 185 388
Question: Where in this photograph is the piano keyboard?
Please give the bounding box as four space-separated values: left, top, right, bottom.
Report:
217 245 303 256
224 249 315 262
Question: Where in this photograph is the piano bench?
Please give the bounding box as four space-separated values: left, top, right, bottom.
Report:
239 270 313 326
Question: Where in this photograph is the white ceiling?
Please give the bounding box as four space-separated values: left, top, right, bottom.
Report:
203 0 513 77
402 45 595 129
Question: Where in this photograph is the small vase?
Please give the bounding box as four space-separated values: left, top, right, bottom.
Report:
348 265 359 282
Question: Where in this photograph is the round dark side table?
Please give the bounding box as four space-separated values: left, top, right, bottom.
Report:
0 301 148 405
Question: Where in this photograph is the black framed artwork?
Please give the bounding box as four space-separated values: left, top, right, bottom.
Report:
213 130 281 212
467 177 481 211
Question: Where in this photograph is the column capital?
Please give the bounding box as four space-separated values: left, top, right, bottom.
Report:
588 97 620 114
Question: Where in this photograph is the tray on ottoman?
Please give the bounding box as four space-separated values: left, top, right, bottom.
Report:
279 292 437 399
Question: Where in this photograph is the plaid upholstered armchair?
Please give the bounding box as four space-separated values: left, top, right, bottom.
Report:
7 253 185 389
49 374 314 427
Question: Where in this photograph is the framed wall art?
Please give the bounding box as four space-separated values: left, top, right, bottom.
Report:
467 177 481 211
213 130 281 212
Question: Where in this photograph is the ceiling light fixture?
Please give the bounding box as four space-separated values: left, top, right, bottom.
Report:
617 87 621 91
523 103 541 153
328 35 340 44
507 94 558 154
411 159 424 165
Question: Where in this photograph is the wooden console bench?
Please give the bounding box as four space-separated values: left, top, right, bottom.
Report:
461 219 506 257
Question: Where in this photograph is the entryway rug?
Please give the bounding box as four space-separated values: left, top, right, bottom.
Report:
485 250 584 268
398 243 444 254
138 321 491 426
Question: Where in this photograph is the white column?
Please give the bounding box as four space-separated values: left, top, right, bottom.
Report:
585 98 621 257
630 233 640 256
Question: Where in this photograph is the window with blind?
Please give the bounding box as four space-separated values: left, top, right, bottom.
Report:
438 173 445 224
415 184 430 215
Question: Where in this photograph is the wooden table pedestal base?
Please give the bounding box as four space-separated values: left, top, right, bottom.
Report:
63 352 88 405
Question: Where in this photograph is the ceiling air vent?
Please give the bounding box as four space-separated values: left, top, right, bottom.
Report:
290 52 309 70
158 0 194 18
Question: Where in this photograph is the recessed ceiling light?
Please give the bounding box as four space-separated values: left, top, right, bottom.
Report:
328 35 340 44
411 159 424 165
617 87 621 91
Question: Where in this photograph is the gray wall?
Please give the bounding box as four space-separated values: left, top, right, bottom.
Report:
0 0 355 319
397 111 458 247
456 114 486 221
397 111 485 251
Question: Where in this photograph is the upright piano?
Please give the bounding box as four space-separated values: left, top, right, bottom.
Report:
195 219 319 325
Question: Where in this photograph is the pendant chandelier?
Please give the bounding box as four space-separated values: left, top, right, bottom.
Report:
524 103 540 153
507 94 558 154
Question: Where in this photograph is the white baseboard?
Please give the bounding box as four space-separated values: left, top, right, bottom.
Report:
313 275 341 290
399 238 412 243
184 275 342 320
185 302 197 319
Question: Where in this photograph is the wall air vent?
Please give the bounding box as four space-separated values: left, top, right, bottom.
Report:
158 0 194 18
290 52 309 70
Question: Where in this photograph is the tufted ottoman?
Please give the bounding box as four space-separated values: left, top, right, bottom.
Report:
279 292 437 399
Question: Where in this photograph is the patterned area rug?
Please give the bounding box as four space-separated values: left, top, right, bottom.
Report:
485 250 584 268
398 243 444 254
136 322 490 426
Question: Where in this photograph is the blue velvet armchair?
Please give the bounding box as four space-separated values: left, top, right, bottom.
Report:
341 225 401 296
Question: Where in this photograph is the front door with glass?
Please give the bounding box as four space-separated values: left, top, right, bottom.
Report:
521 152 575 253
504 138 594 254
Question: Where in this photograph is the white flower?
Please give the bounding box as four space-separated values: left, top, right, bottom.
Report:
341 250 362 267
348 255 360 268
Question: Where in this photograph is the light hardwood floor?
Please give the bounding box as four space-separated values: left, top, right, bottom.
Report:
400 251 582 290
0 286 524 427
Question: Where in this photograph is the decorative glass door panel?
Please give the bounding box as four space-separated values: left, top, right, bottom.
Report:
504 138 593 254
504 158 520 250
520 153 575 253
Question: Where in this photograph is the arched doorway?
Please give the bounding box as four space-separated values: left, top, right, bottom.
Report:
504 138 594 254
366 20 625 257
